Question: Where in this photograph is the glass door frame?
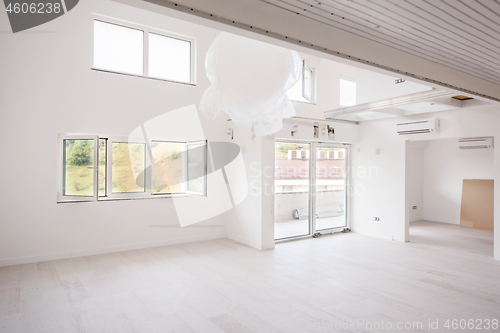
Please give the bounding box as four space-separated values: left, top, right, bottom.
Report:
274 140 313 241
312 142 350 235
274 140 350 242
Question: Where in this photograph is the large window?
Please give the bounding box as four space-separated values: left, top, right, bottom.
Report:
111 142 146 194
98 139 107 197
63 139 95 197
93 18 195 84
151 141 184 194
57 135 99 202
186 141 207 196
57 134 206 203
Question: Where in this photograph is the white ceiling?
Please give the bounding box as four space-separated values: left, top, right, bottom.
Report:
259 0 500 86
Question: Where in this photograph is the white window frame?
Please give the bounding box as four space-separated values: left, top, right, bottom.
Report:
302 60 314 103
57 133 99 203
186 140 208 197
149 138 188 196
91 14 197 85
287 59 315 104
57 134 207 203
106 136 151 199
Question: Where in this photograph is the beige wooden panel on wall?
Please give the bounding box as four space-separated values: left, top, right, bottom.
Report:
460 179 494 230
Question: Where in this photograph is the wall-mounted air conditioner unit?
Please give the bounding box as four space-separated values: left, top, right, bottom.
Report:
396 118 440 135
458 137 493 149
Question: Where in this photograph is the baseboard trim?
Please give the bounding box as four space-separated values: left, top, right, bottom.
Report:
350 228 393 241
422 216 460 225
0 232 227 268
227 233 262 250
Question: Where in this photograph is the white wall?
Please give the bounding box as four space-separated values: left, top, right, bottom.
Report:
350 104 500 259
112 0 500 259
422 138 494 224
0 0 364 263
407 146 424 222
225 125 264 249
350 120 407 241
226 118 360 250
356 68 431 105
0 0 229 266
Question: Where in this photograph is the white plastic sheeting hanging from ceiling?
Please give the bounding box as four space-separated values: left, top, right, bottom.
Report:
199 32 302 136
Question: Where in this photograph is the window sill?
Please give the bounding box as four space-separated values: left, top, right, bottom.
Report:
98 193 189 201
57 193 189 203
291 100 316 105
91 68 196 86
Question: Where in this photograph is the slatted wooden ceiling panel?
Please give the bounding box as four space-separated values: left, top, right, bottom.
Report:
260 0 500 85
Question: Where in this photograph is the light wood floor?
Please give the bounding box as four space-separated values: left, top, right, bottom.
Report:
1 221 499 332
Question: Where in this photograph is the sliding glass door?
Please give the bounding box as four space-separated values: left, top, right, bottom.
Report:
274 141 348 241
315 145 347 231
274 142 311 240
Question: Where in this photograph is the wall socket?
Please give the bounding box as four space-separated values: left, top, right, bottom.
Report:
373 217 380 221
412 206 417 210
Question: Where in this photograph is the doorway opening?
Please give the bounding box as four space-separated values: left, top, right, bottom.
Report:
406 138 494 256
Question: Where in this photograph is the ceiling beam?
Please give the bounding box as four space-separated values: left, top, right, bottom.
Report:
324 89 456 118
133 0 500 102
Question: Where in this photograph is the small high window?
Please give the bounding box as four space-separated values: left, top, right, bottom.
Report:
93 20 144 75
93 18 195 84
339 79 356 106
287 60 315 103
149 33 191 83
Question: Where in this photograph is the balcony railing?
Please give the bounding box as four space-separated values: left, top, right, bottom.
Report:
275 189 345 223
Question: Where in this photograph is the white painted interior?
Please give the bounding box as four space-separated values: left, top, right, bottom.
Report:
0 0 229 266
350 119 407 242
407 145 424 223
356 68 432 105
3 1 500 331
261 0 500 86
150 0 500 100
225 125 265 249
422 138 494 225
226 118 360 250
0 0 368 265
405 137 495 227
1 0 500 268
1 223 498 332
348 105 500 258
